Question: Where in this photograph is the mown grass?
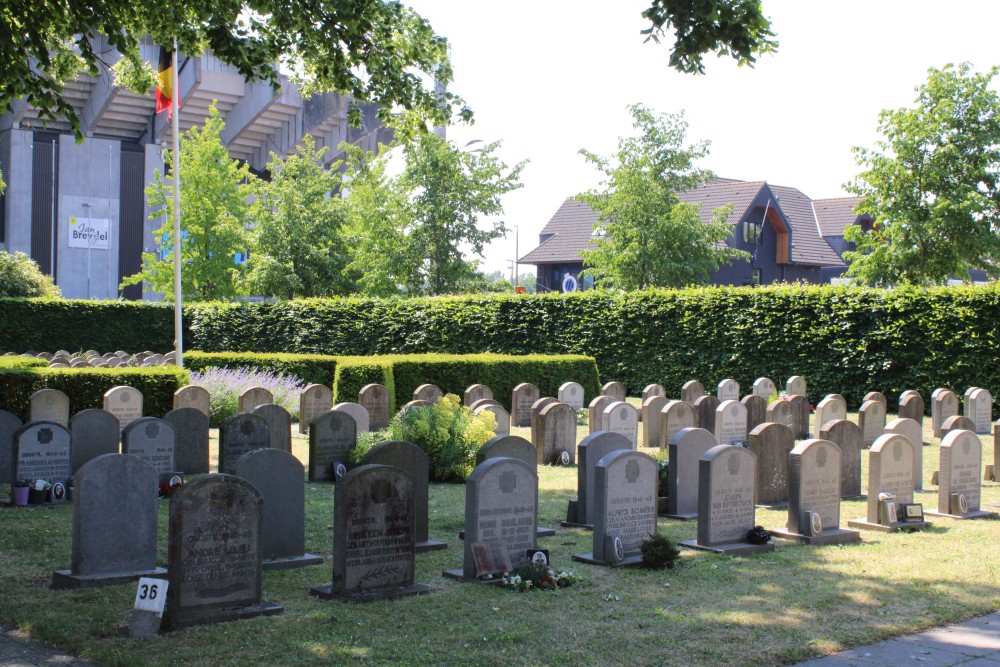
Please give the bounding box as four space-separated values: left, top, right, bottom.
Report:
1 408 998 667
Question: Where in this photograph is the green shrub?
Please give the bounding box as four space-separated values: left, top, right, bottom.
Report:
641 532 681 570
0 251 61 298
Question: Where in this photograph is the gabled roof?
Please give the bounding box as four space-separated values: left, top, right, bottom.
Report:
675 179 766 225
519 198 598 264
813 196 866 237
768 185 845 267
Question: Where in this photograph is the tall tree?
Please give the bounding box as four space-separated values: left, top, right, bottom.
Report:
243 137 353 298
121 104 254 300
579 104 748 289
845 63 1000 286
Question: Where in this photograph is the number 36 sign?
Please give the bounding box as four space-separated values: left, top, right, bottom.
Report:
134 578 168 615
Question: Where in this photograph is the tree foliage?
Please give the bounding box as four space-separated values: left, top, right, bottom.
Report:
579 104 748 289
0 251 61 298
121 104 253 301
846 63 1000 286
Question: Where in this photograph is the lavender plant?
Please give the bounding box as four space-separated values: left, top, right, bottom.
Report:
189 366 307 427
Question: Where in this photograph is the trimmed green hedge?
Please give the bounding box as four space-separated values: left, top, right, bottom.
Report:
0 356 49 369
184 351 339 387
0 366 190 421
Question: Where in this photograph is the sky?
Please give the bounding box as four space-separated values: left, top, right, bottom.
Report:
404 0 1000 278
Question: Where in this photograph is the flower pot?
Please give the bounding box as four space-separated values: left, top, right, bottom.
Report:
12 486 29 506
28 488 47 504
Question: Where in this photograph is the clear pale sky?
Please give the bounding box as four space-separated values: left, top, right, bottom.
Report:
405 0 1000 278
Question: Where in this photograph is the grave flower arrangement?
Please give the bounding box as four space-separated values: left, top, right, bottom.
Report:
158 478 183 498
501 561 579 592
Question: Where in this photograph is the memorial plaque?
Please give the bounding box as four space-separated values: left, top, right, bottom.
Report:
511 383 540 428
162 475 281 629
814 395 847 438
786 376 807 397
122 417 176 475
885 417 924 491
538 402 577 464
694 395 721 434
218 413 270 475
931 430 992 519
714 399 748 446
333 402 370 434
748 422 794 506
358 384 391 430
588 395 615 435
660 400 696 450
858 400 886 447
765 399 796 432
681 380 704 405
742 395 767 435
966 388 993 434
12 422 71 488
69 409 119 475
464 384 494 407
0 410 23 484
298 384 333 434
752 377 776 400
601 401 638 448
573 432 631 526
164 408 210 475
412 384 443 403
103 386 143 433
717 379 739 402
30 389 70 428
173 385 211 418
238 386 273 413
932 389 959 438
641 395 668 447
558 382 585 411
308 410 357 482
251 404 293 452
820 419 863 498
601 381 626 402
474 403 510 437
898 391 925 427
361 440 444 550
665 427 718 519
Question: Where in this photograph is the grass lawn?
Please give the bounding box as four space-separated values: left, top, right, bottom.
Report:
1 407 998 666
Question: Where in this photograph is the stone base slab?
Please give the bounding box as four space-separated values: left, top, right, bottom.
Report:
769 528 862 546
415 540 448 553
51 567 167 590
924 509 996 521
161 600 283 631
659 513 697 521
310 583 431 603
847 518 931 533
441 568 505 584
679 539 776 556
559 521 592 529
570 552 644 567
262 553 324 571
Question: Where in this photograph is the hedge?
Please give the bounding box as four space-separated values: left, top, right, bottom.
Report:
184 351 339 387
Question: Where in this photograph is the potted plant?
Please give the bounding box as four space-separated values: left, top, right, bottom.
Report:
11 479 29 507
28 479 50 504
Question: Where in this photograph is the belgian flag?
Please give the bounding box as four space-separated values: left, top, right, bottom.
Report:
155 46 179 115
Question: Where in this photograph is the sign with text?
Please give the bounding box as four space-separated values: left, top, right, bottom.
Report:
68 217 110 249
133 577 168 615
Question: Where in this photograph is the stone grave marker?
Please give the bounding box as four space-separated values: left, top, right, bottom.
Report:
601 401 638 448
333 402 370 434
814 395 847 438
769 439 861 545
863 392 888 413
681 380 705 404
788 394 811 440
360 440 448 552
298 384 333 434
358 384 391 430
642 384 666 402
470 398 503 412
234 448 323 569
601 381 626 402
12 422 71 492
681 445 775 555
786 376 807 397
538 402 577 464
164 408 210 475
742 395 767 435
308 410 357 482
941 414 976 437
511 383 540 427
478 435 552 538
898 391 925 427
30 388 70 428
52 454 166 589
401 400 432 411
0 410 23 485
588 395 615 435
717 379 740 401
820 419 863 498
885 417 924 491
573 450 657 567
103 386 143 433
239 386 273 414
694 395 721 434
966 388 993 434
162 475 282 629
530 397 558 447
752 377 776 399
412 384 443 403
849 434 928 533
858 400 887 447
173 385 211 418
69 409 119 475
715 399 748 446
991 421 1000 482
926 430 995 520
641 395 668 447
749 422 795 506
558 382 585 410
932 389 959 438
659 400 696 450
444 457 537 581
218 413 270 475
464 384 494 407
251 403 292 452
563 431 631 527
664 427 718 520
121 417 177 478
473 403 510 437
765 399 796 432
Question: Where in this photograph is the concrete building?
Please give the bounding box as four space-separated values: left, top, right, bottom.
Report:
0 37 389 299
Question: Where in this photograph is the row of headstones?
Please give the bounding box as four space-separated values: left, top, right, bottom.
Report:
7 350 178 368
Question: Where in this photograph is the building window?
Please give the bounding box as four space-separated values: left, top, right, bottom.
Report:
742 220 761 244
752 268 763 285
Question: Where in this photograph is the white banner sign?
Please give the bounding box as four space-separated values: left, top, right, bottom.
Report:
68 217 110 249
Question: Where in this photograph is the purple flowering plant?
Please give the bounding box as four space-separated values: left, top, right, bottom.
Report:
189 366 306 427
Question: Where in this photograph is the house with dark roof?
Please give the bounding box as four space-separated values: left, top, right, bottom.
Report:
520 178 861 291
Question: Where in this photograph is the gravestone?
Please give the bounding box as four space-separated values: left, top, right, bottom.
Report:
69 409 119 475
218 413 270 475
931 389 959 438
770 439 860 546
312 465 428 602
52 454 166 589
530 397 559 447
898 391 925 427
164 408 210 475
820 419 863 498
714 400 748 446
234 448 323 569
717 379 740 401
927 430 994 520
464 384 494 407
665 427 718 520
333 402 370 434
573 450 657 567
173 385 211 418
478 435 552 538
863 392 888 413
473 403 510 437
641 395 668 447
601 381 626 402
538 402 577 464
355 384 390 431
11 422 71 492
941 414 976 437
742 395 767 435
588 395 616 435
885 417 924 491
748 422 795 506
444 457 537 581
681 445 774 555
162 475 282 629
401 400 432 411
298 384 333 434
849 434 928 533
121 417 177 477
858 400 887 447
308 411 357 482
511 383 540 427
470 398 503 413
239 386 273 413
681 380 705 404
103 386 143 433
360 440 448 552
765 399 796 432
642 384 666 402
0 410 23 484
752 377 776 399
814 395 847 438
251 403 292 452
601 401 638 448
659 400 696 450
786 376 807 397
413 384 443 403
30 389 70 428
694 395 721 434
966 388 993 434
564 431 631 527
558 382 585 411
787 394 811 440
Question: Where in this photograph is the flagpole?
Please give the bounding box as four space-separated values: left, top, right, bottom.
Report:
171 40 183 368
